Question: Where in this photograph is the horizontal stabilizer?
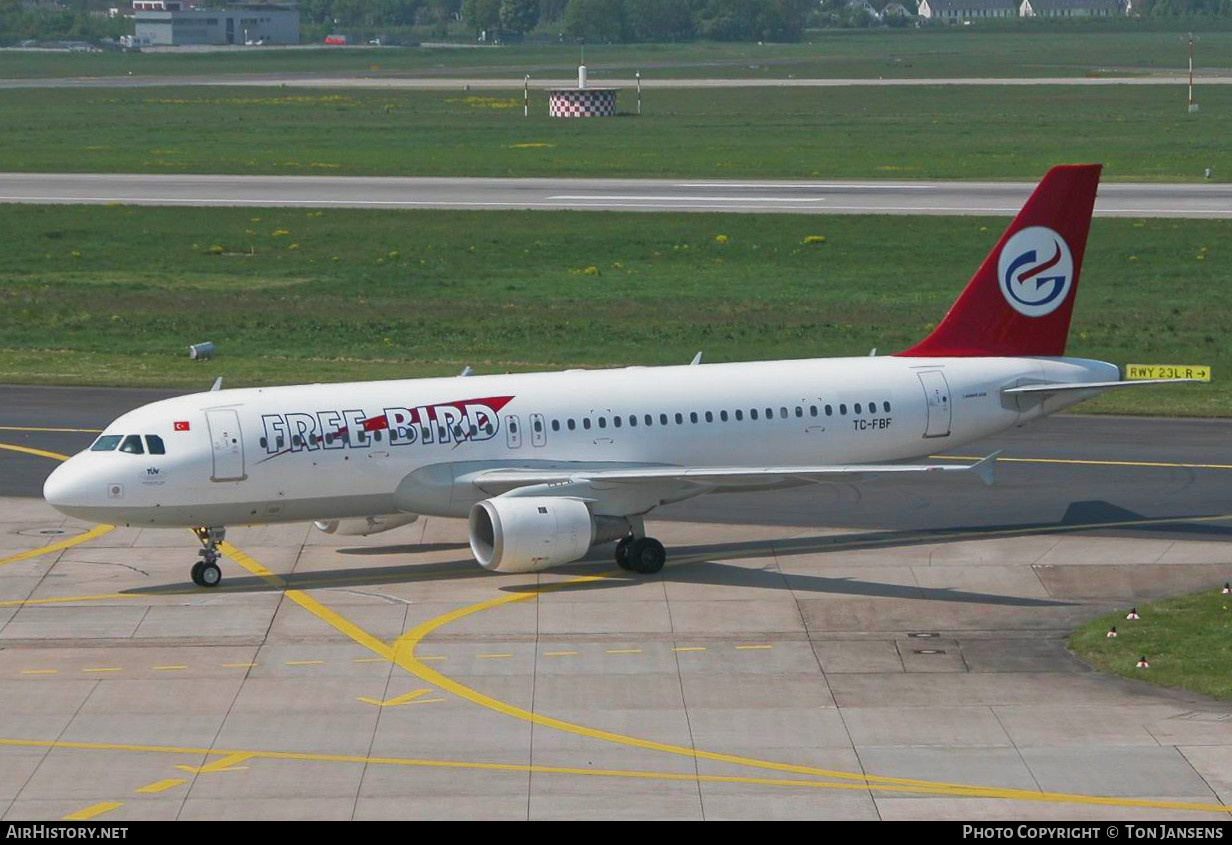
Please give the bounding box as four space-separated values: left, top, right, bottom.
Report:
1003 378 1202 397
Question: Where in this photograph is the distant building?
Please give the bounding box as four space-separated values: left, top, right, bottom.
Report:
1019 0 1121 14
917 0 1017 18
881 1 915 15
133 2 299 46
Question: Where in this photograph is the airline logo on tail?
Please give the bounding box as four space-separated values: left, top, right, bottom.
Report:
998 226 1074 318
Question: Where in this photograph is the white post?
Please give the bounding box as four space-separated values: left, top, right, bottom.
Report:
524 75 529 117
636 71 642 115
1188 35 1198 113
578 64 587 89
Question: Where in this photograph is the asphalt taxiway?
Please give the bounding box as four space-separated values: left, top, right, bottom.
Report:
1 173 1227 217
2 385 1232 820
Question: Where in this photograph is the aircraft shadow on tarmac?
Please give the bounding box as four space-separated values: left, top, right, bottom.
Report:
119 500 1230 605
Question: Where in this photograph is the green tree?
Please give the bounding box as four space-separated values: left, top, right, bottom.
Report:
624 0 696 41
563 0 626 40
462 0 502 30
499 0 540 32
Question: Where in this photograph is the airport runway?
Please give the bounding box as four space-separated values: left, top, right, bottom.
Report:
3 385 1232 820
3 74 1232 90
1 173 1228 217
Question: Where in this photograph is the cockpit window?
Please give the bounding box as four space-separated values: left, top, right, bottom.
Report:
145 435 166 455
119 434 144 455
90 435 122 452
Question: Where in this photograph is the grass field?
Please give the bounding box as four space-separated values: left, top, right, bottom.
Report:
1 30 1230 80
0 204 1224 416
0 84 1226 181
1071 587 1232 702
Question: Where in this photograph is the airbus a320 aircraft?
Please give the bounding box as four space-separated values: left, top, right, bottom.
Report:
44 165 1198 587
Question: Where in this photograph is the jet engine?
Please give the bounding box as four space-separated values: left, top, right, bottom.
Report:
313 513 419 536
468 497 630 573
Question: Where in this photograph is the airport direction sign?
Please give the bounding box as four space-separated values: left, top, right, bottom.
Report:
1126 364 1212 381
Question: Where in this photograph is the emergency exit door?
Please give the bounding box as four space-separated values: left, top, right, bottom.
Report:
917 371 952 438
206 409 246 481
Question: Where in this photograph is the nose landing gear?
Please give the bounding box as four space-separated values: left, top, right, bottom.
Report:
191 526 225 588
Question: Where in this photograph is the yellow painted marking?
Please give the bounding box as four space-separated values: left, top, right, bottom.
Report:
82 667 122 673
0 524 116 568
215 543 1232 813
418 655 447 661
933 454 1232 471
285 660 324 666
356 688 435 707
353 657 387 663
153 665 188 671
672 647 707 653
135 778 187 794
2 735 1230 813
607 649 642 654
175 752 253 774
476 653 512 659
0 442 71 462
735 645 773 650
1126 364 1211 382
0 425 102 433
222 662 257 669
544 651 577 657
63 801 123 820
20 669 58 675
0 592 132 608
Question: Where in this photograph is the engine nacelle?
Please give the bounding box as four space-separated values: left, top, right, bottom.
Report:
313 513 419 537
469 497 630 573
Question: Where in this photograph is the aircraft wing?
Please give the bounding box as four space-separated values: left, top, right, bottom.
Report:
472 451 1000 491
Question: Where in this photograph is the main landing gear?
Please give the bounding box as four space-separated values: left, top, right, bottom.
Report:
190 526 225 588
615 535 667 575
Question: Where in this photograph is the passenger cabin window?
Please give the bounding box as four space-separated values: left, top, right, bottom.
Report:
751 409 759 420
613 416 621 428
690 412 698 424
91 435 122 452
119 434 144 455
884 401 892 413
659 413 668 425
146 435 166 455
719 410 728 422
675 413 684 425
583 418 591 430
840 404 848 415
552 420 560 431
644 414 653 426
809 406 818 417
598 417 606 429
568 419 576 431
825 405 833 416
735 410 743 421
855 403 862 414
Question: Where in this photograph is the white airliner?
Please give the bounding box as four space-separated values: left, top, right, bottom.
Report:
44 165 1198 587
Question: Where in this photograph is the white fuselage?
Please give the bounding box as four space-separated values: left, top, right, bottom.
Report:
43 354 1117 529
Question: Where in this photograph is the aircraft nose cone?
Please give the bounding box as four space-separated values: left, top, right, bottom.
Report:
43 460 83 512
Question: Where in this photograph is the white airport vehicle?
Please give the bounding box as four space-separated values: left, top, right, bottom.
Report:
44 165 1199 587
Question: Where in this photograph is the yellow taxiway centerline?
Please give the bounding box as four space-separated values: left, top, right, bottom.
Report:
0 426 102 434
0 523 115 569
2 735 1229 811
9 444 1232 813
215 543 1232 813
